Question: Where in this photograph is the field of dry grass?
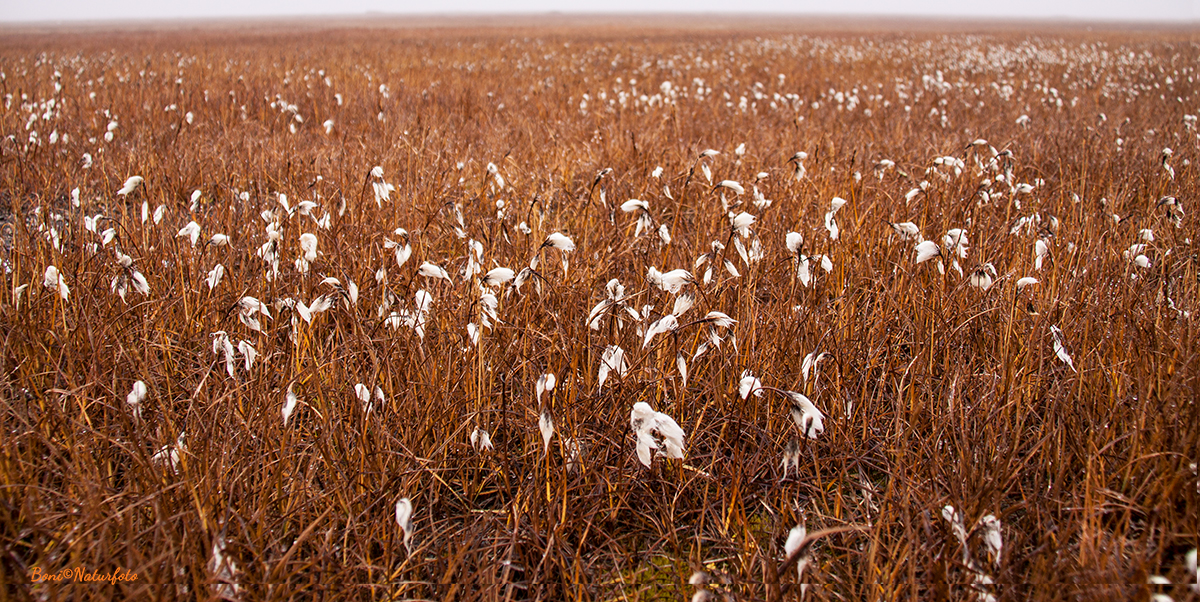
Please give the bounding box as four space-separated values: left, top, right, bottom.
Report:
1 16 1198 601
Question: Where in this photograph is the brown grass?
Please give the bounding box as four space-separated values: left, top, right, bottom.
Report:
0 17 1198 601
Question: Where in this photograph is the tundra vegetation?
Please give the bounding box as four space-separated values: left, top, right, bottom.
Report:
1 17 1198 601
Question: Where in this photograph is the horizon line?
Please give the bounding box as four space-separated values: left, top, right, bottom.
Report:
3 11 1198 30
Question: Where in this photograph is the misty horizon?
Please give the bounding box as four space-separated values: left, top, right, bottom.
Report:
2 0 1198 25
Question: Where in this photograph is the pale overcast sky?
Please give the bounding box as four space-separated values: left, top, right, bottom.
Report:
2 0 1198 23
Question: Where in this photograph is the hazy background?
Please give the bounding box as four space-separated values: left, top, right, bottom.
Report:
2 0 1198 24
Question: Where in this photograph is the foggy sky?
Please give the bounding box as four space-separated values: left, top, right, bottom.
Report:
2 0 1197 24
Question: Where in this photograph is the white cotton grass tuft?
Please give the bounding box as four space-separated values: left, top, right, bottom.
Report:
801 351 828 384
890 221 922 242
630 401 685 467
789 151 808 180
470 426 493 452
657 224 672 245
796 253 832 287
486 162 505 189
292 294 333 325
482 267 515 287
13 284 29 311
786 232 832 287
785 391 825 439
354 383 372 412
212 331 236 378
621 199 655 238
43 265 70 301
126 380 147 421
151 432 186 475
598 345 627 390
1016 277 1039 292
783 522 806 557
110 253 150 302
536 373 556 405
236 296 271 332
418 262 450 282
385 289 433 339
299 232 319 262
117 175 143 196
729 212 756 238
1050 325 1077 373
942 505 969 552
130 269 150 295
237 340 257 372
371 168 395 206
1034 238 1050 271
784 523 811 584
739 370 764 400
786 231 804 255
642 312 678 349
1124 244 1152 269
980 514 1003 567
542 233 576 274
205 265 224 290
703 311 736 329
824 196 847 240
943 228 969 273
177 221 201 248
968 263 997 291
587 278 639 333
914 240 941 265
542 232 575 252
385 229 412 268
646 266 692 294
464 239 484 281
282 384 300 426
319 277 358 305
538 411 555 454
671 294 695 318
1185 548 1197 593
621 199 649 213
715 180 744 195
395 497 414 555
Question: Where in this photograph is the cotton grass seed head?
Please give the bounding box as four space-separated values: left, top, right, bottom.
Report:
117 175 143 196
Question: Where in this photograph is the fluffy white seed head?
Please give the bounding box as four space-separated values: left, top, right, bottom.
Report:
543 232 575 252
117 175 143 196
395 497 414 553
716 180 744 195
739 370 764 400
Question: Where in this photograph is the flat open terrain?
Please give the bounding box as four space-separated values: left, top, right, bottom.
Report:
1 16 1198 600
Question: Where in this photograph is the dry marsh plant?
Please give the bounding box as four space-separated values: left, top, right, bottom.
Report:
1 17 1198 601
